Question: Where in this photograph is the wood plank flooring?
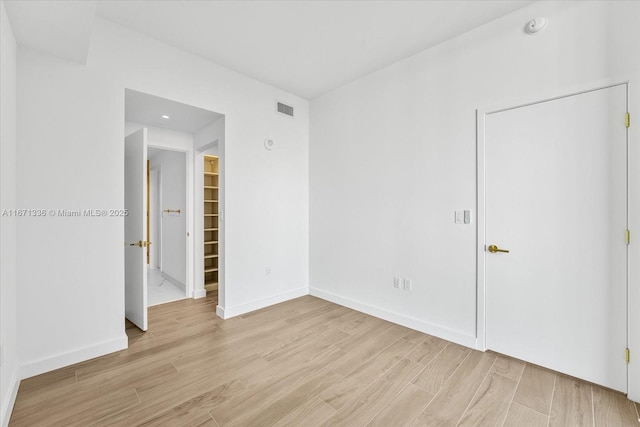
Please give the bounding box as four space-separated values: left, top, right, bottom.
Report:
9 295 640 426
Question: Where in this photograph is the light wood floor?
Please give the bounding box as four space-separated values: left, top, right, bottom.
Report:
9 295 640 426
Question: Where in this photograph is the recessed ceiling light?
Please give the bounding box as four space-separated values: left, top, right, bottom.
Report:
161 114 170 119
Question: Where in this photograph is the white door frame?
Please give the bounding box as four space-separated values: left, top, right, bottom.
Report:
476 81 633 393
149 165 161 270
147 143 193 300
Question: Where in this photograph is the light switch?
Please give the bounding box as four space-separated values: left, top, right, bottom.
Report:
455 210 471 224
393 276 401 288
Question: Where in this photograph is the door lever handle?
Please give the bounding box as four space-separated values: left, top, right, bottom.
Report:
488 244 509 253
126 240 147 248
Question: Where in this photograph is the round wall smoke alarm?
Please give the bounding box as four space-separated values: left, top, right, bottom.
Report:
264 139 274 151
525 17 547 34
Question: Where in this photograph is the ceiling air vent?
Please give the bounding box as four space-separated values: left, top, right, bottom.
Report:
276 101 294 118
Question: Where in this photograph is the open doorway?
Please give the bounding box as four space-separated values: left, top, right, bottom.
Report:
124 89 225 330
195 140 222 302
147 147 187 306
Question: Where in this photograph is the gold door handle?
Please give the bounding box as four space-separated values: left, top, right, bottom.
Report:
488 244 509 253
126 240 151 248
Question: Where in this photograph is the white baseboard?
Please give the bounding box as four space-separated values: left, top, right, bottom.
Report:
161 271 186 291
1 371 20 427
310 287 476 349
193 289 207 299
20 334 128 380
216 304 225 319
219 287 309 319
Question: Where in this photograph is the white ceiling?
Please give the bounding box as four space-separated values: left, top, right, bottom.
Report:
4 0 97 64
125 89 223 133
5 1 536 99
96 1 534 99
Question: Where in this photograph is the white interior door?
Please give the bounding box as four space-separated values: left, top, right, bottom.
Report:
125 128 148 331
484 85 628 392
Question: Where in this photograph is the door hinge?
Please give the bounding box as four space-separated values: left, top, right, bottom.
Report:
625 229 631 245
625 348 630 363
625 112 630 128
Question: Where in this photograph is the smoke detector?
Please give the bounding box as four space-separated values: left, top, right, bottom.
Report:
525 17 547 34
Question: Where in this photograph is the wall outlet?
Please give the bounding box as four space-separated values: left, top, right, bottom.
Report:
393 276 401 288
403 278 412 291
266 267 271 276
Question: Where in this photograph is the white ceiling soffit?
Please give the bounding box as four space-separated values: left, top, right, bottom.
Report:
125 89 223 134
4 0 97 64
97 0 534 99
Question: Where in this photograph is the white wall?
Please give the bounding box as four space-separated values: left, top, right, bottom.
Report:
194 116 224 152
17 17 309 378
151 150 187 287
0 2 19 423
126 122 194 151
309 0 640 400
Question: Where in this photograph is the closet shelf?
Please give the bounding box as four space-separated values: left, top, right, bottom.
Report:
204 155 219 293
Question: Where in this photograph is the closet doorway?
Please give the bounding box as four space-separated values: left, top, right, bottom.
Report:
124 89 225 330
195 143 222 301
147 147 188 306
